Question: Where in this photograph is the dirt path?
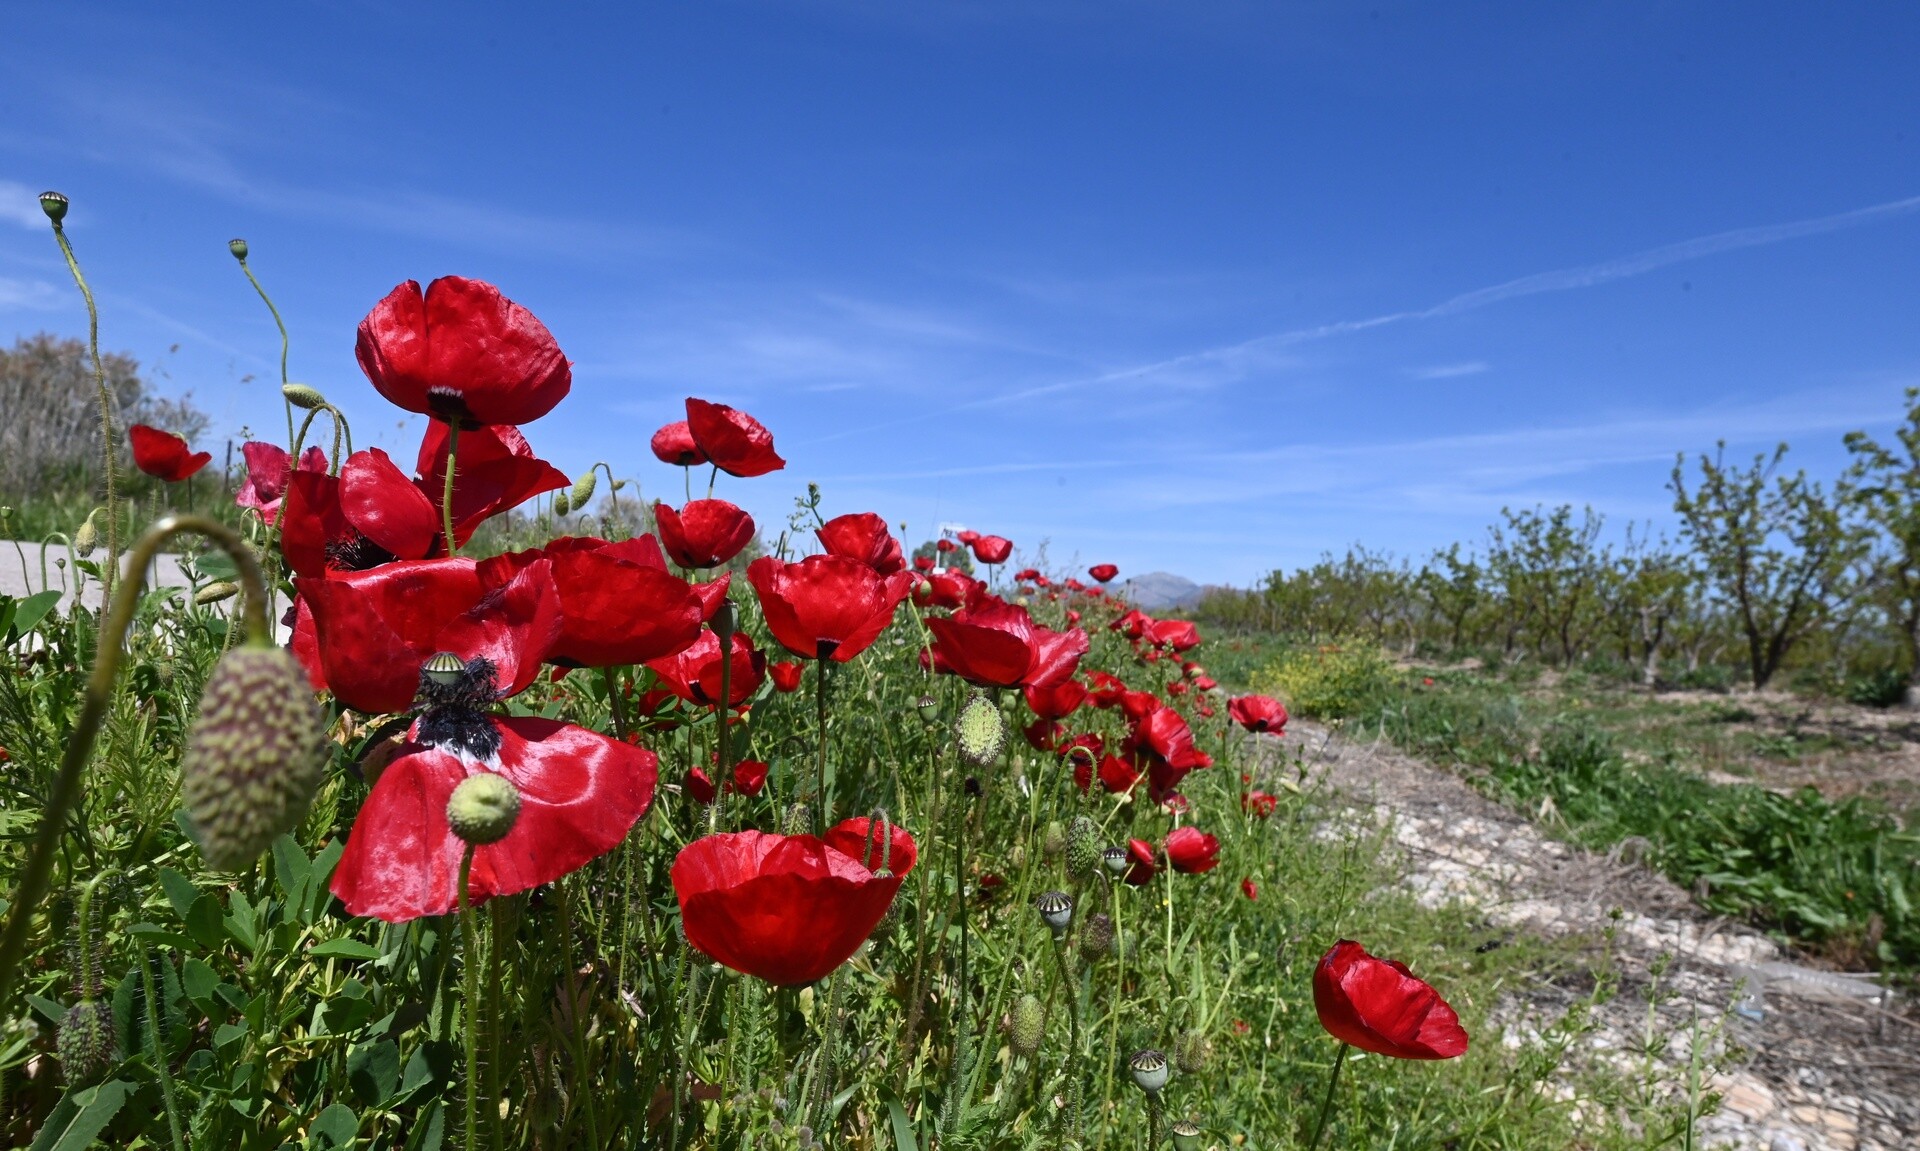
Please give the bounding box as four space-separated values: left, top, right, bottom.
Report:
1292 719 1920 1151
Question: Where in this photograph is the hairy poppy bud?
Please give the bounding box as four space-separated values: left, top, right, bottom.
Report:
570 470 597 508
612 478 627 491
1128 1048 1169 1095
1041 820 1066 860
227 237 249 260
1010 993 1046 1056
916 694 939 724
182 645 327 870
781 802 811 836
1079 912 1115 961
40 191 69 224
73 510 99 558
1174 1029 1210 1073
194 580 239 605
1035 890 1073 936
551 489 572 517
447 773 521 846
57 1000 118 1085
282 382 329 410
955 692 1005 767
1065 815 1100 879
1170 1119 1203 1151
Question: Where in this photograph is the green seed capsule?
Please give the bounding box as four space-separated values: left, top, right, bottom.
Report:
955 692 1005 767
40 191 69 224
446 773 521 846
1170 1120 1203 1151
1128 1048 1169 1095
1010 993 1046 1056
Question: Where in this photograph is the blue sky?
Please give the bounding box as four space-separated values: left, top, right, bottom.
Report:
5 3 1920 586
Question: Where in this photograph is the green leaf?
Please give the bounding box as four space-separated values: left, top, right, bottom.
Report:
28 1079 134 1151
11 589 62 636
183 893 225 951
149 875 196 919
224 892 259 952
195 549 240 582
273 835 311 906
308 1102 359 1148
125 923 194 952
347 1039 400 1107
402 1100 446 1151
181 957 219 1008
309 938 381 961
25 994 65 1026
886 1094 919 1151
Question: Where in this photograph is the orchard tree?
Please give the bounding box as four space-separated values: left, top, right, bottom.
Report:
1417 544 1485 654
1843 387 1920 705
1486 505 1609 665
1670 442 1869 689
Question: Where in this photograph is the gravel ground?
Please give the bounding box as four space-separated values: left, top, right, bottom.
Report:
1287 719 1920 1151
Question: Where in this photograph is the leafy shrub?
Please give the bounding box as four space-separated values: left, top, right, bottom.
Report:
1668 663 1735 692
1253 641 1395 718
1844 665 1910 708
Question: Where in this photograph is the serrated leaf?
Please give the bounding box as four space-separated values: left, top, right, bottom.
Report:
28 1080 133 1151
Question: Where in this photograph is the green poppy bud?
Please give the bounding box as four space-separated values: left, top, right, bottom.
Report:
194 580 239 605
182 646 328 870
570 469 597 509
40 191 69 225
1079 912 1115 960
1065 816 1101 879
552 490 571 517
57 1000 118 1085
446 773 521 846
955 692 1005 767
282 382 329 410
1041 819 1067 860
1128 1048 1169 1095
1010 993 1046 1056
1174 1029 1210 1074
73 510 100 558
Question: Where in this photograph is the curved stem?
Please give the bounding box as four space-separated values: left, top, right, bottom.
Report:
50 220 117 607
0 514 271 1008
442 421 462 559
236 254 296 448
1304 1042 1350 1151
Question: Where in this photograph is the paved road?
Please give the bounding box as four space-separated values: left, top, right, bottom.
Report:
2 540 290 640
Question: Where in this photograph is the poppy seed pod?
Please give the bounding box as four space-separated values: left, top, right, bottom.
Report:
1010 993 1046 1056
1101 845 1129 875
446 773 522 846
1065 816 1100 879
916 694 940 724
955 692 1006 767
1170 1120 1203 1151
227 237 248 260
182 645 327 871
40 191 69 224
282 382 329 410
1035 890 1073 936
1128 1048 1170 1095
57 1001 118 1085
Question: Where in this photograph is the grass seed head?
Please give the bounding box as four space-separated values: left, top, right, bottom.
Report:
182 645 328 871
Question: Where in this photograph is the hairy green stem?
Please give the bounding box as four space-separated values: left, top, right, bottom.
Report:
138 941 187 1151
0 514 271 1008
460 847 481 1151
49 215 117 607
814 658 831 832
712 601 735 832
235 252 296 448
442 421 463 559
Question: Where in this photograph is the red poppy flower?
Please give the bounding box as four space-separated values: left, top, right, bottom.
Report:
650 420 709 467
1023 679 1088 722
1125 838 1156 885
1013 568 1041 583
672 818 916 985
1146 619 1201 652
1194 676 1218 692
685 765 718 805
912 554 935 572
1242 877 1258 901
969 535 1012 565
1313 940 1470 1060
1073 754 1142 796
1228 695 1289 735
748 555 913 662
1118 689 1163 722
1059 732 1105 763
129 425 211 482
685 398 784 478
817 513 905 575
237 441 327 525
913 568 981 611
1160 791 1191 815
769 661 804 693
356 276 570 426
1111 609 1153 640
731 760 769 796
1166 681 1189 697
935 539 957 554
415 422 569 541
1164 826 1220 874
517 536 706 667
1088 563 1119 583
1241 791 1278 819
925 596 1088 690
647 629 765 710
297 556 560 715
330 716 656 922
1023 719 1064 752
656 500 756 569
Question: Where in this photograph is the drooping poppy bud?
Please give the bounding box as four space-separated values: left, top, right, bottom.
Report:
1066 816 1100 879
1174 1029 1210 1073
182 645 327 871
1080 912 1116 960
1010 993 1046 1056
57 1001 118 1086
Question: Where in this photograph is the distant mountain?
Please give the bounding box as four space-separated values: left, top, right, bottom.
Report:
1121 571 1207 611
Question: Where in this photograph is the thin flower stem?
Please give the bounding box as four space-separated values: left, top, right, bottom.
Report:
235 253 296 448
814 658 831 833
1304 1042 1350 1151
459 846 481 1151
487 899 507 1151
0 515 269 1009
442 421 462 559
49 216 117 607
604 667 627 741
137 941 187 1151
713 601 735 833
